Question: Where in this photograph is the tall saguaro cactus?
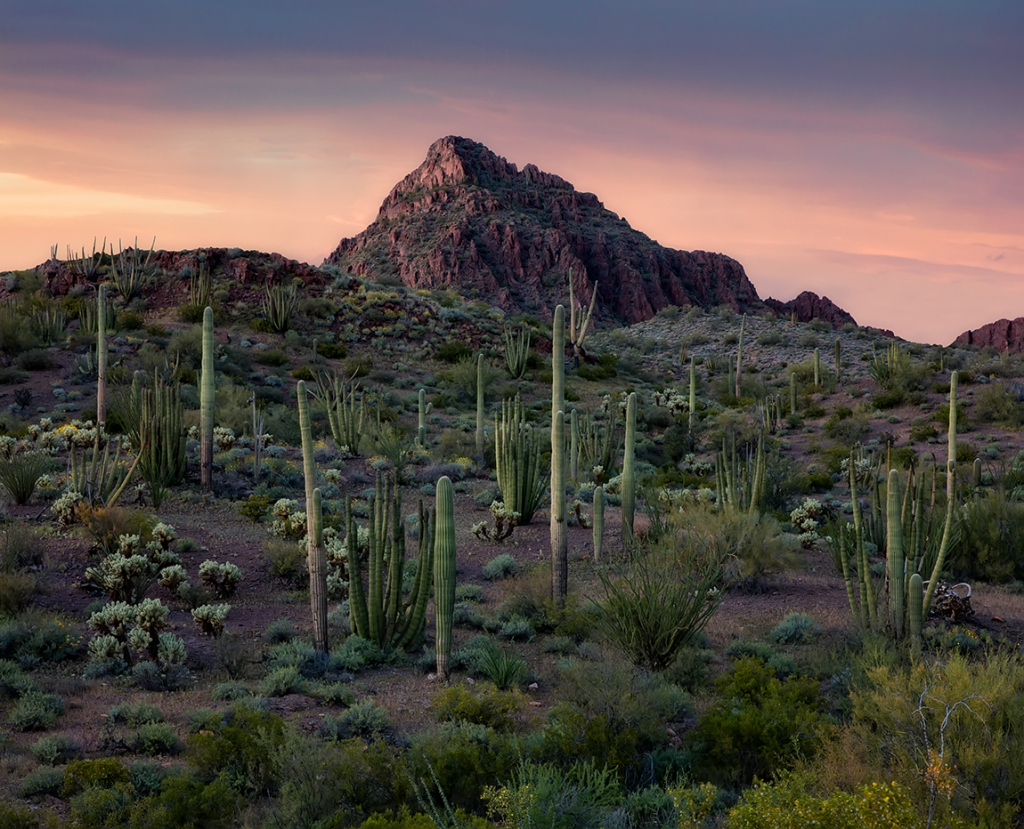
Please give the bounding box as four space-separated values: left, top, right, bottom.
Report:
735 314 745 399
476 353 485 459
552 305 565 418
688 357 696 436
886 468 905 639
622 392 637 543
593 485 605 563
434 476 456 681
97 285 107 427
568 270 598 367
551 410 567 601
200 306 215 492
297 380 328 652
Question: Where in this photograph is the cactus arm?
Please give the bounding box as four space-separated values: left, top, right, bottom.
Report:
433 476 456 680
908 571 923 653
397 500 435 651
552 305 565 419
345 496 369 639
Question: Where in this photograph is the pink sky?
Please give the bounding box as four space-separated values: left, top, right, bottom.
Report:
2 4 1021 345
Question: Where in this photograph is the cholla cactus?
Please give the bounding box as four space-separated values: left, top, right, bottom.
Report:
198 560 242 598
471 500 521 542
192 604 231 637
790 497 825 548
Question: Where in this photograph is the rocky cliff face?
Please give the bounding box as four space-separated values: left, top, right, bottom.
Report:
953 318 1024 353
764 291 857 330
325 136 763 324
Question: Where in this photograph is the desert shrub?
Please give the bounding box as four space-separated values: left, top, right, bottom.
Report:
18 766 66 799
62 757 132 796
436 342 473 363
951 489 1024 582
850 651 1024 819
320 698 391 740
67 782 135 829
264 539 305 582
662 644 717 694
263 618 298 644
482 758 623 829
108 701 163 727
0 657 38 698
728 773 935 829
133 722 180 756
770 612 823 645
689 657 828 787
315 682 356 707
438 355 501 405
409 721 522 812
16 349 52 371
187 706 286 795
212 680 252 702
260 665 309 697
0 572 36 616
31 732 81 765
476 640 529 689
430 682 526 731
129 774 241 828
331 635 386 672
482 553 520 580
8 691 65 731
455 584 485 603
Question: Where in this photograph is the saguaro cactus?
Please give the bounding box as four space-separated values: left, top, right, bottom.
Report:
834 338 842 386
790 372 797 416
476 353 485 459
886 468 905 639
297 380 328 652
688 356 696 436
593 485 604 564
552 305 565 418
417 388 432 450
735 314 745 399
551 409 567 601
200 306 215 492
568 270 598 367
434 476 456 680
908 571 923 652
814 348 821 388
622 392 637 542
570 409 579 483
97 284 107 427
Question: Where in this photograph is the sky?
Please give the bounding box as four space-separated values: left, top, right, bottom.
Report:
1 2 1022 345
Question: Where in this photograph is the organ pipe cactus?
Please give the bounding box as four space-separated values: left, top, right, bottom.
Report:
715 430 766 515
551 409 567 601
297 380 328 651
97 285 107 426
908 571 923 653
345 471 434 651
622 392 637 542
495 395 546 524
417 388 432 450
502 323 531 380
315 370 365 454
138 378 187 508
434 476 456 680
593 485 604 564
200 306 214 491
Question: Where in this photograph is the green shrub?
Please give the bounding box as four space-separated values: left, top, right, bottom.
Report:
63 757 132 796
18 765 66 799
31 732 81 765
187 707 286 795
315 682 356 706
769 612 823 645
0 452 51 505
689 657 828 787
952 489 1024 582
260 665 309 697
108 701 164 727
320 698 390 740
0 572 36 616
482 553 520 580
331 635 386 672
430 682 526 731
436 342 473 363
8 691 65 731
0 657 39 698
133 722 180 756
212 680 252 701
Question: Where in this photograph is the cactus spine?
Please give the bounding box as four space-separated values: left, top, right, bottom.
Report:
476 353 485 459
434 476 456 680
551 409 567 601
593 485 604 563
97 284 107 427
417 388 432 450
297 380 328 651
735 314 745 399
622 392 637 542
200 306 214 491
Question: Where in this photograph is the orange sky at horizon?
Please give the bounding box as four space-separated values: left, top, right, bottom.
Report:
2 6 1021 346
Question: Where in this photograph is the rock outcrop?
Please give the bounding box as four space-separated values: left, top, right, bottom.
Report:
325 136 763 324
953 318 1024 353
764 291 857 330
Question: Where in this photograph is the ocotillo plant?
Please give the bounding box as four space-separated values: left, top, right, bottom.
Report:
495 395 546 524
417 388 432 450
593 485 605 564
97 284 107 427
567 270 598 367
476 353 485 459
551 409 567 601
735 314 745 398
200 306 214 492
69 431 139 509
434 476 456 680
622 392 637 543
297 380 328 652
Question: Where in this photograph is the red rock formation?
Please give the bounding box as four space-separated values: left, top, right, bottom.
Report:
764 291 857 330
953 318 1024 352
325 136 762 324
